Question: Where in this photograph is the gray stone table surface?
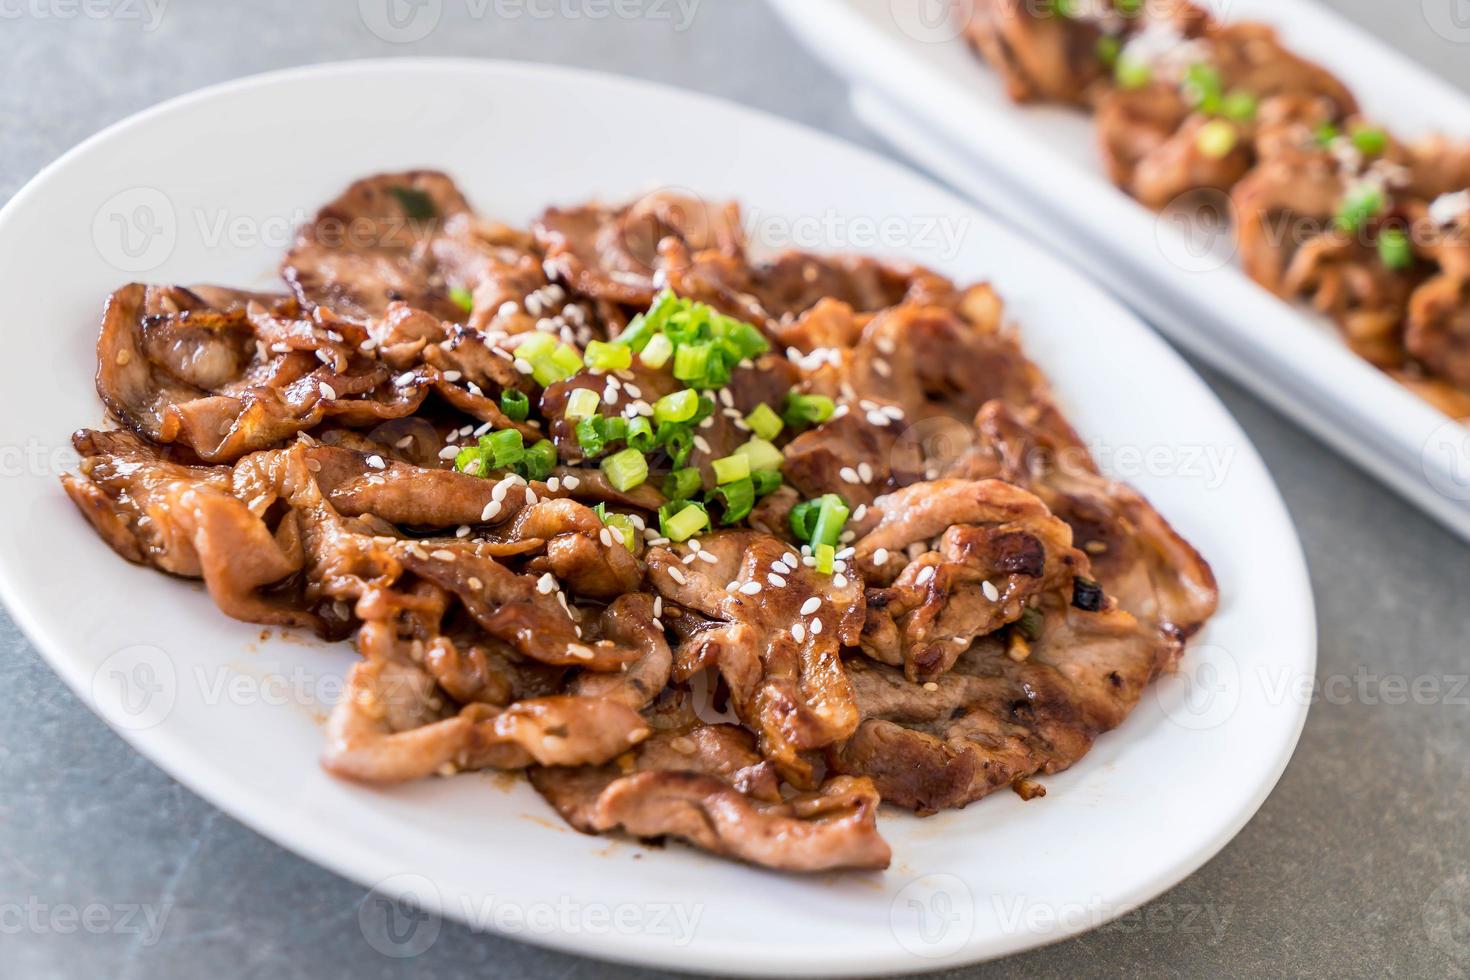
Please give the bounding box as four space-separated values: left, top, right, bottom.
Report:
2 1 1468 977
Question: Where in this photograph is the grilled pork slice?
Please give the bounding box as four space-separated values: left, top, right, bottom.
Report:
851 479 1087 682
531 726 891 872
829 597 1173 814
646 530 865 787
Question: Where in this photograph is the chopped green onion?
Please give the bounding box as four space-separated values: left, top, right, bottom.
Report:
782 392 836 428
1378 227 1413 270
751 470 783 497
653 389 699 425
516 439 557 482
1182 63 1223 115
531 343 584 387
660 502 709 543
1336 184 1384 235
600 448 648 492
658 424 696 468
717 318 770 360
485 429 525 469
575 417 607 457
1221 90 1258 123
500 389 530 422
1196 119 1239 160
640 333 674 369
744 403 784 441
663 467 703 502
672 343 711 384
1115 55 1151 90
390 186 437 220
1315 122 1340 147
564 388 601 421
454 445 487 476
595 505 638 551
1018 607 1045 642
1096 34 1121 67
1116 0 1142 13
809 494 850 549
1351 125 1389 157
711 478 756 524
449 286 475 313
514 332 557 363
814 543 836 575
626 416 656 452
584 340 632 372
789 498 820 542
734 437 784 475
712 454 751 485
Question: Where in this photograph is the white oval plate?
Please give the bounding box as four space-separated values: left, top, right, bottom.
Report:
0 60 1314 976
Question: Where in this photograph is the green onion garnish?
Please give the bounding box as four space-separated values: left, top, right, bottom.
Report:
1096 35 1121 67
1221 90 1257 123
782 392 836 428
564 388 601 421
734 437 784 475
595 504 638 551
500 389 530 422
1182 63 1223 115
1350 125 1389 157
515 332 558 363
1195 120 1239 160
712 453 751 485
1018 607 1044 641
531 343 584 387
1115 56 1151 90
660 501 709 543
814 543 836 575
1336 184 1384 235
751 469 783 497
653 389 699 425
1315 122 1340 147
584 340 632 373
663 467 703 502
626 416 656 452
485 429 525 469
449 286 475 313
600 448 648 492
672 343 711 385
575 417 606 457
743 404 784 441
809 494 850 549
516 439 557 482
711 477 756 524
639 333 674 369
1378 227 1413 270
658 424 695 469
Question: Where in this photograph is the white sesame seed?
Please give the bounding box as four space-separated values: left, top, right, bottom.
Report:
546 477 560 492
438 446 459 461
318 381 337 400
667 566 687 585
455 525 471 538
738 581 762 596
693 435 711 454
498 300 519 318
718 388 735 408
833 573 848 588
395 371 416 386
768 573 786 588
599 528 614 547
874 548 890 565
916 566 936 586
514 359 534 374
836 547 855 560
536 573 557 594
800 597 821 616
481 500 502 521
653 597 663 617
983 580 1000 602
682 552 698 565
923 681 939 692
567 644 595 661
524 489 538 506
771 560 790 574
852 504 868 522
467 576 483 591
366 455 386 470
698 551 718 565
810 618 823 635
699 417 714 430
562 475 581 490
873 358 892 378
876 336 896 355
858 462 874 483
442 370 463 382
726 581 740 593
623 383 642 399
395 435 414 449
882 405 905 420
839 467 860 484
792 623 807 643
866 410 890 427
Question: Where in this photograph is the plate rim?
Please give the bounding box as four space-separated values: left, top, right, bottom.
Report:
0 56 1318 976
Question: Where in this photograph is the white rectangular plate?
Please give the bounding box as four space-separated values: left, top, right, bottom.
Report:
769 0 1470 540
